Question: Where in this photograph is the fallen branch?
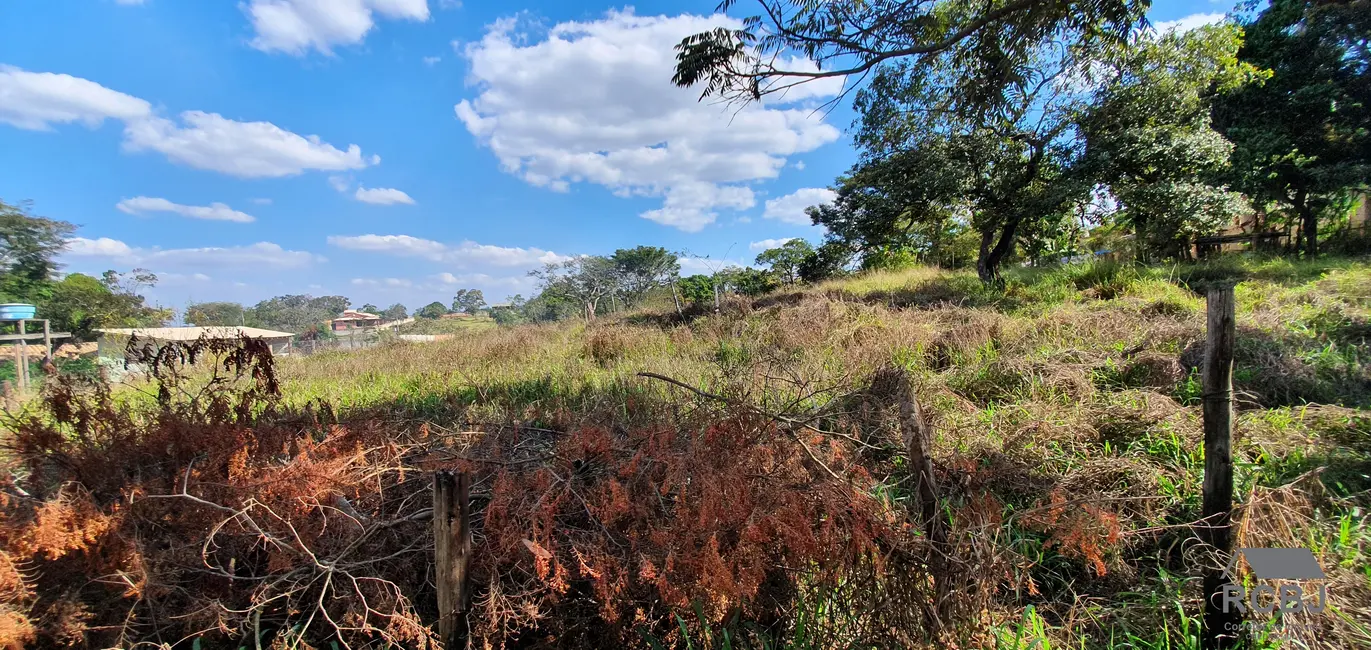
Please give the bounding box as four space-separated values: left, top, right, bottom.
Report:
636 372 846 481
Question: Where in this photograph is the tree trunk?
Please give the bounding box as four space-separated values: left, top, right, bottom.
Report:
976 216 1021 285
976 228 996 283
1294 188 1317 257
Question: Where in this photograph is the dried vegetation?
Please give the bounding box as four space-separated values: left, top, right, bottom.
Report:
0 256 1368 649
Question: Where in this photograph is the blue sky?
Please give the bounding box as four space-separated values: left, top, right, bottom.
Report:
0 0 1229 313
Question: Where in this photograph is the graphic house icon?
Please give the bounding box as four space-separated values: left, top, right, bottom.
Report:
1225 547 1327 582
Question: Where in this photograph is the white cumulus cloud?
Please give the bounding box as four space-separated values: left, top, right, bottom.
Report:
1 65 377 178
355 186 415 205
1153 12 1226 33
454 10 841 232
0 65 151 130
65 237 136 259
124 111 376 178
245 0 431 56
116 196 257 223
749 237 799 252
0 65 377 178
65 237 321 270
763 187 836 225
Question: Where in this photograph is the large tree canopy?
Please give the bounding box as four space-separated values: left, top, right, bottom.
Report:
611 246 680 306
754 239 814 284
0 200 75 303
673 0 1146 105
1079 24 1262 259
1215 0 1371 255
452 289 487 315
184 301 247 327
530 256 620 321
246 295 350 333
42 270 170 341
844 24 1097 282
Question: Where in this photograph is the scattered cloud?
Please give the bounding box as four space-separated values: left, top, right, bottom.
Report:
433 272 531 290
250 197 273 205
157 272 214 284
454 10 840 232
355 186 415 205
327 234 446 259
0 65 151 130
1152 12 1226 33
124 111 375 178
116 196 257 223
65 237 322 269
793 160 806 171
762 187 835 225
351 277 414 287
244 0 431 56
0 65 377 178
749 237 799 252
639 183 754 232
327 234 568 267
423 56 442 66
65 237 135 259
328 175 352 192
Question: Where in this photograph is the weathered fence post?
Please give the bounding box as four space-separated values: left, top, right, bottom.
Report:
1201 284 1239 649
433 470 471 649
17 320 29 393
895 370 952 630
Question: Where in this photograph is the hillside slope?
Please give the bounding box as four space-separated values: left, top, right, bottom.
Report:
4 256 1368 649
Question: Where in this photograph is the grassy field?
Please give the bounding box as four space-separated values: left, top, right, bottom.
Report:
270 255 1370 647
393 314 499 336
4 254 1368 649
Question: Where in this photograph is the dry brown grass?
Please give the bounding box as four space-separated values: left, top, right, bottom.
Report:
4 257 1367 648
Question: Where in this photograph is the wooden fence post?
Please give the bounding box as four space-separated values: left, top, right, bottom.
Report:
1201 284 1239 649
433 470 471 649
896 370 951 630
17 320 28 393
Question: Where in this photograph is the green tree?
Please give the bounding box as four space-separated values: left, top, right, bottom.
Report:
0 200 75 303
530 256 619 321
41 269 170 341
245 295 350 333
359 303 381 314
1079 25 1262 260
714 266 779 296
754 239 813 284
797 241 856 283
673 0 1144 104
184 301 247 326
416 301 449 319
380 303 408 320
451 289 487 315
808 147 970 268
848 33 1095 282
1216 0 1371 255
676 274 716 306
611 246 680 306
